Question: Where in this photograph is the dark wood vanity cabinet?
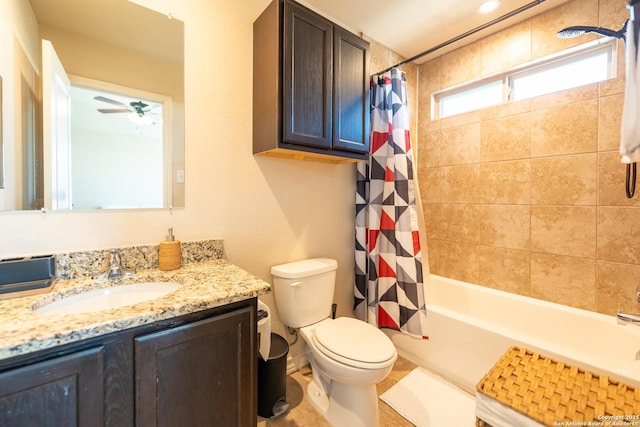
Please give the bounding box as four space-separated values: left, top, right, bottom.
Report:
135 306 255 427
0 347 105 427
253 0 370 162
0 299 256 427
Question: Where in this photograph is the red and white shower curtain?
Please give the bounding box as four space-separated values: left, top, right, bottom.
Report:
354 68 428 339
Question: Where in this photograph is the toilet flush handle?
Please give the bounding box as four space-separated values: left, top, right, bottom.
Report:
289 281 303 287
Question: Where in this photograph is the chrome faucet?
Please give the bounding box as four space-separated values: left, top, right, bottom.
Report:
616 285 640 326
617 311 640 325
94 250 135 279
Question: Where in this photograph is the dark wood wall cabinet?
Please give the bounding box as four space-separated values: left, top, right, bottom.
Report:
0 299 257 427
253 0 370 163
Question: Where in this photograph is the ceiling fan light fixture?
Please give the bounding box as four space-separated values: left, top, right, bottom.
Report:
128 111 153 126
478 0 500 14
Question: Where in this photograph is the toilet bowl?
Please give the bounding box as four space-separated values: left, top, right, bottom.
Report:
300 317 397 427
301 317 396 385
271 258 398 427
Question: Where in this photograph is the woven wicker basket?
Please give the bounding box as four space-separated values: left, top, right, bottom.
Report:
476 346 640 427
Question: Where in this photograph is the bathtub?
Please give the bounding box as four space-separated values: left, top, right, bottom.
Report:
385 274 640 394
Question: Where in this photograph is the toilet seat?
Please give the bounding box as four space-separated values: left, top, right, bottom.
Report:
312 318 396 369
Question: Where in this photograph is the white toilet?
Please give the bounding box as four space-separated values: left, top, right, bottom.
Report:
271 258 397 427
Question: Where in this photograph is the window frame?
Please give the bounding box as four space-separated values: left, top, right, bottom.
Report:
432 38 618 120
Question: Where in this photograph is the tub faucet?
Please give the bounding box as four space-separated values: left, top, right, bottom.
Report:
94 250 135 279
617 311 640 326
616 285 640 326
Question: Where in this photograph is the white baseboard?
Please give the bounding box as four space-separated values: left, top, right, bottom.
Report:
287 352 309 375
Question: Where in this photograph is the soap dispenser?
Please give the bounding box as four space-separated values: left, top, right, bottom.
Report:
159 228 181 271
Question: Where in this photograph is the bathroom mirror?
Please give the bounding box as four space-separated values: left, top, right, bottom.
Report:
1 0 184 211
0 75 3 190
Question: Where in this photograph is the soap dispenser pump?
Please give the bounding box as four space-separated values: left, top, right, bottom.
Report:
159 228 181 271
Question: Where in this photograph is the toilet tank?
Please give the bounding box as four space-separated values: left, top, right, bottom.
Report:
271 258 337 328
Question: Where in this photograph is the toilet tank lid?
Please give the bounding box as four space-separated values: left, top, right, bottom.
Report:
271 258 337 279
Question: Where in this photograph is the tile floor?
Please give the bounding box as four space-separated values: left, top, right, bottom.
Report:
257 356 418 427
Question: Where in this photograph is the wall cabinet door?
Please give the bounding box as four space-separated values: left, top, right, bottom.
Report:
0 347 105 427
283 0 333 149
134 306 255 427
333 26 370 154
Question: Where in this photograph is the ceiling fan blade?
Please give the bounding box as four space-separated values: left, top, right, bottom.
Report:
98 108 131 114
94 96 130 109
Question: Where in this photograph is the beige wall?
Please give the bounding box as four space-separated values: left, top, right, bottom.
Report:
418 0 635 315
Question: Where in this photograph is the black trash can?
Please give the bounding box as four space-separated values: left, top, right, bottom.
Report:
258 333 290 418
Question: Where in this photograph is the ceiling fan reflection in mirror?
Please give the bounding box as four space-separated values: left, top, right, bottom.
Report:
94 95 158 125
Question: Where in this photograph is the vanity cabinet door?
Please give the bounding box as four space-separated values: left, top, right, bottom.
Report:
134 306 256 427
0 347 105 427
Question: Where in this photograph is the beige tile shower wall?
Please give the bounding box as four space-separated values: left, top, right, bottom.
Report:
418 0 638 315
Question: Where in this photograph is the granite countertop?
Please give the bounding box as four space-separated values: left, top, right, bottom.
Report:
0 259 271 361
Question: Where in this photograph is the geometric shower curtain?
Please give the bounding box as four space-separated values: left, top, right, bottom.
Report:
354 68 428 339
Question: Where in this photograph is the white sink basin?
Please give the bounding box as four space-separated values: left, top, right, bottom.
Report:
34 282 181 315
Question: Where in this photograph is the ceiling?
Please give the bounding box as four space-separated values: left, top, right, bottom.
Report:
300 0 571 64
29 0 182 65
30 0 571 68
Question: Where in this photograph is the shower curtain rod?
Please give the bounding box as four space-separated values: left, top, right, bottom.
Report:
373 0 548 76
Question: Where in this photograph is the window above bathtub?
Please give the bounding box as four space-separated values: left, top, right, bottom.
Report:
432 39 618 120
